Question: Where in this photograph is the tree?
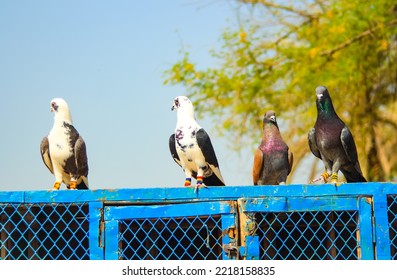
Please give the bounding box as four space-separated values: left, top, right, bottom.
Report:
164 0 397 182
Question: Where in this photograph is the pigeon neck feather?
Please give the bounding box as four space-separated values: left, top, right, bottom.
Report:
262 122 281 140
176 106 196 123
53 110 73 125
317 97 337 119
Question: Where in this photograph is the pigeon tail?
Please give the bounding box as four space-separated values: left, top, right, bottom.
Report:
202 173 225 186
76 181 89 190
341 168 367 183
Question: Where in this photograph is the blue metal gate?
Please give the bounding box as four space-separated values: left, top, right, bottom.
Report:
238 196 373 260
103 201 238 260
0 183 397 260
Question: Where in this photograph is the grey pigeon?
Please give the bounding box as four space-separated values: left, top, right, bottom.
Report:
40 98 89 190
308 86 366 183
253 110 293 185
169 96 225 192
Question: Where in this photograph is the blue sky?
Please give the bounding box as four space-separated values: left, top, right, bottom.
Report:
0 0 263 191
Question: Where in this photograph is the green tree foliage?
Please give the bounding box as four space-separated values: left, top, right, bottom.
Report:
165 0 397 182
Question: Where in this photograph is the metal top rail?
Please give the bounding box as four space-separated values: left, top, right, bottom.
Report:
0 182 395 203
1 182 396 260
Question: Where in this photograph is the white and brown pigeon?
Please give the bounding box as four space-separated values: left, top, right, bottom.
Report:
40 98 89 190
252 110 293 185
308 86 367 184
169 96 225 192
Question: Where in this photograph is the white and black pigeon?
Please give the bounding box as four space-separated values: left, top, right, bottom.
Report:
169 96 225 192
308 86 367 184
40 98 89 190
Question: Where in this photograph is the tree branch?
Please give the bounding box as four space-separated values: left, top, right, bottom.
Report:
377 115 397 130
275 19 312 45
240 0 317 20
320 19 397 57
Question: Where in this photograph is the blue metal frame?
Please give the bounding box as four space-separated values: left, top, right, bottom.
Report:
88 202 104 260
239 196 373 259
0 182 396 260
103 201 238 260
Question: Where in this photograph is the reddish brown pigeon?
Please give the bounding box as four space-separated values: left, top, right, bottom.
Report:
253 110 293 185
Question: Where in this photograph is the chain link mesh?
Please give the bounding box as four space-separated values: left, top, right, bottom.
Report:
388 195 397 260
0 203 89 260
118 215 223 260
252 210 359 260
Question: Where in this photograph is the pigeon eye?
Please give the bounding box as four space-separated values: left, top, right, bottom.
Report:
51 102 59 111
175 99 180 107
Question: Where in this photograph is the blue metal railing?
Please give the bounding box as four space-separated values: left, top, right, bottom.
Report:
0 183 396 260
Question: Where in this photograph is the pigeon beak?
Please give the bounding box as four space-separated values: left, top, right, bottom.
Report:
270 116 276 123
171 99 179 111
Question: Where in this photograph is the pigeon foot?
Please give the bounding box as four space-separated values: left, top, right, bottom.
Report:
194 176 206 193
70 181 77 190
321 172 330 182
330 173 340 186
184 178 192 187
53 182 61 190
310 172 330 184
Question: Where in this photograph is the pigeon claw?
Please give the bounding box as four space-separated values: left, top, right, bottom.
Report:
194 182 207 193
53 182 61 190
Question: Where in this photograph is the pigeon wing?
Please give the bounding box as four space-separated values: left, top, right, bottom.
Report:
308 127 321 159
196 128 225 186
288 149 294 174
340 126 359 164
252 148 263 185
75 136 89 177
40 136 54 174
169 134 182 168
